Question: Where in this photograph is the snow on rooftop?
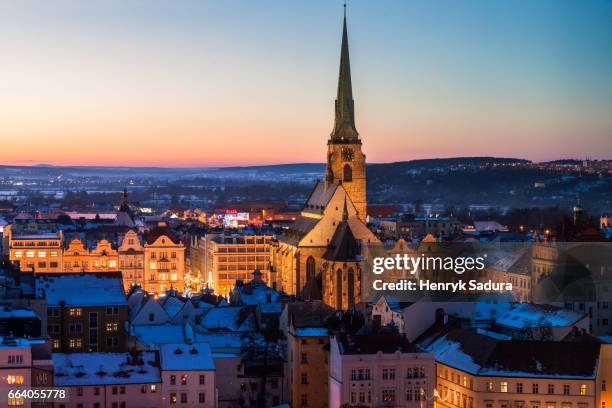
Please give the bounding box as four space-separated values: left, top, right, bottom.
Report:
495 303 584 329
201 306 254 332
160 342 215 371
294 327 328 337
53 352 160 386
0 308 40 319
427 335 481 375
36 273 126 307
132 324 186 348
0 336 46 349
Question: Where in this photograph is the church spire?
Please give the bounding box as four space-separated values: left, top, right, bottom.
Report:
331 4 359 141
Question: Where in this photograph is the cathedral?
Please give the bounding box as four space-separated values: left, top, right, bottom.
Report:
271 9 381 310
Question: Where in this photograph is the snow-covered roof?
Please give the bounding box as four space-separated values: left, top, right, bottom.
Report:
36 273 126 307
425 328 599 379
0 308 40 319
132 324 187 348
495 303 585 330
159 342 215 371
294 327 328 337
201 306 255 332
0 336 45 349
234 282 281 306
53 352 160 386
194 332 258 354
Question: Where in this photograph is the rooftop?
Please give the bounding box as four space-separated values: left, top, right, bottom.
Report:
36 272 126 307
159 342 215 371
53 351 160 386
495 303 585 329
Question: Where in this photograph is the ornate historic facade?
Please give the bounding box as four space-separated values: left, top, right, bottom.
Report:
271 10 380 310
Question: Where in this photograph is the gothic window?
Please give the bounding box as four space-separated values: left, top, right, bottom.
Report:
336 269 343 309
343 164 352 182
347 268 355 308
306 256 315 282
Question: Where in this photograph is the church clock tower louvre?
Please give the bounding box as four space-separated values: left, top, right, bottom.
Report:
326 6 367 223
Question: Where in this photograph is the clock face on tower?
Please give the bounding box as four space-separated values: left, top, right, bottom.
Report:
341 147 354 162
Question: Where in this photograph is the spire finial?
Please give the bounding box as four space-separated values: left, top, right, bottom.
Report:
342 196 349 221
331 1 358 141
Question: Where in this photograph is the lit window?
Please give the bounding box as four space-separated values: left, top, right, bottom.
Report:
150 384 157 393
6 375 25 385
53 339 60 349
109 260 117 268
69 308 82 317
580 384 587 395
181 375 187 385
106 322 118 332
7 396 24 406
170 273 177 281
26 251 35 258
150 262 156 270
500 382 508 392
69 338 82 348
38 251 46 257
486 382 494 392
51 251 58 257
14 252 22 258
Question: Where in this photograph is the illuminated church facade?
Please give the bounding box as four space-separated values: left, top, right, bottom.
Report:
271 10 380 310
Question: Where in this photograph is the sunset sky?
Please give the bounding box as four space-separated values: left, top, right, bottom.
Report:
1 0 611 167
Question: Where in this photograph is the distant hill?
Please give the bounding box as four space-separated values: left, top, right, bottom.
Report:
0 157 529 180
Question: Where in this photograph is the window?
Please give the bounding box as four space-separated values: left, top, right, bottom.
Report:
7 396 25 406
141 385 147 394
69 338 82 348
382 368 396 380
38 251 46 257
500 382 508 392
112 386 118 395
109 260 117 268
301 394 308 406
343 164 352 182
14 251 22 258
199 392 206 403
94 387 100 395
580 384 587 395
382 389 395 402
301 372 308 384
170 393 177 404
603 380 607 391
150 262 156 269
52 339 60 349
69 324 82 333
181 375 187 385
120 386 125 394
170 375 176 385
69 308 82 317
149 313 155 322
181 393 187 403
486 382 494 392
563 384 570 395
300 352 308 364
517 383 523 393
8 355 24 364
6 375 25 385
150 384 157 393
106 337 119 347
548 384 555 394
106 307 119 315
199 375 206 385
106 322 118 332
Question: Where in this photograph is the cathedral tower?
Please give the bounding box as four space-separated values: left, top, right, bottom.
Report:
326 6 367 223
